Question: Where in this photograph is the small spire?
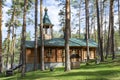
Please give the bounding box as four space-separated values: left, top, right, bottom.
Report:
44 7 48 11
43 7 52 25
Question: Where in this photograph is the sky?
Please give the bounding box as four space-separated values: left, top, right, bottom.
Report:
2 0 83 41
2 0 61 41
2 1 11 41
2 0 119 41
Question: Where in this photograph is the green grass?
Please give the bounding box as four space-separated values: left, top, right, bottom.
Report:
0 56 120 80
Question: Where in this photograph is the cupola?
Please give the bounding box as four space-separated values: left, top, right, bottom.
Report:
42 8 54 40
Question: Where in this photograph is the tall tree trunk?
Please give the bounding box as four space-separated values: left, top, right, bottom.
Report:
40 0 44 71
105 0 111 59
34 0 38 71
6 26 10 69
96 0 104 62
65 0 71 71
11 25 15 69
100 0 104 61
105 0 114 59
0 0 2 73
110 0 115 60
21 0 27 77
104 6 107 56
118 0 120 35
85 0 90 65
105 20 111 59
6 5 15 69
11 6 16 69
68 0 71 38
19 34 22 72
12 27 16 69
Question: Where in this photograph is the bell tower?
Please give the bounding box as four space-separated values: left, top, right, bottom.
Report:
42 8 54 40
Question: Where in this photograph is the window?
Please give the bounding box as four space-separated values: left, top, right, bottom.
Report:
47 48 52 57
72 49 76 54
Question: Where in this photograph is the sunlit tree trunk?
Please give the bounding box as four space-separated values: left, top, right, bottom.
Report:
11 26 16 69
21 0 27 77
85 0 90 65
11 25 14 69
6 26 10 69
40 0 44 71
65 0 71 71
34 0 38 71
0 0 2 73
6 5 15 69
11 6 15 69
69 2 71 38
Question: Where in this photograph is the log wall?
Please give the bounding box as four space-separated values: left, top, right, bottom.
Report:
26 47 96 64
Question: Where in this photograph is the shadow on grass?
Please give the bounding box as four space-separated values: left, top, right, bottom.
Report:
0 72 51 80
1 56 120 80
79 63 109 69
1 68 120 80
1 70 119 80
80 60 120 70
56 69 120 80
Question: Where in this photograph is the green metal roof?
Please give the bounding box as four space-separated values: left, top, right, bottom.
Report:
25 41 34 48
43 8 52 25
25 38 97 48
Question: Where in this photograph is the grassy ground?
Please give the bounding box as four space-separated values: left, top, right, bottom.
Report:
0 55 120 80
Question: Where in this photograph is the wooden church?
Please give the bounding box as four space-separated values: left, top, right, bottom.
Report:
25 8 97 71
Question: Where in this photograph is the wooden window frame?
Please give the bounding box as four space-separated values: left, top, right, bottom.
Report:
46 48 52 58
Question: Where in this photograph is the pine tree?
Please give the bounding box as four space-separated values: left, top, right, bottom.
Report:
40 0 44 71
0 0 2 73
65 0 71 71
34 0 38 71
21 0 28 77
